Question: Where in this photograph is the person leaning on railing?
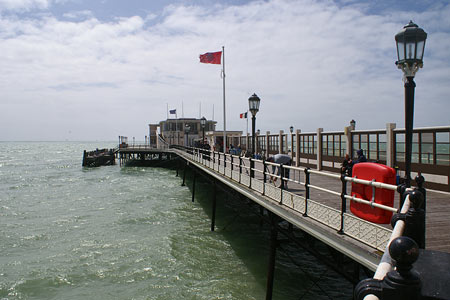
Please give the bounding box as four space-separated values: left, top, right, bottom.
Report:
341 153 353 176
266 154 292 187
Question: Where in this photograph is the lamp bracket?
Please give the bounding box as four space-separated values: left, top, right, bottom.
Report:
398 62 422 80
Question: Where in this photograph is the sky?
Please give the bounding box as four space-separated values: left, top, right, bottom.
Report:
0 0 449 141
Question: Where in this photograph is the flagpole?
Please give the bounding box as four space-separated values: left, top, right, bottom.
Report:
246 110 248 137
176 111 179 145
222 46 226 152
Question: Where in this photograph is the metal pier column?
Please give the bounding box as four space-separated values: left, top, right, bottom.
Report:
211 181 217 231
192 171 196 202
181 162 187 186
266 212 279 300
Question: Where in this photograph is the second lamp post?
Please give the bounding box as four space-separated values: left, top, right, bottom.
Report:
200 117 206 147
248 93 261 178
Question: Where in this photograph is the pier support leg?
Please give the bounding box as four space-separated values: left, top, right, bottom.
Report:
192 171 196 202
211 181 217 231
259 206 265 229
265 212 279 300
181 162 187 186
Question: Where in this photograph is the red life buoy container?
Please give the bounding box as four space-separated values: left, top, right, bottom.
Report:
350 162 396 224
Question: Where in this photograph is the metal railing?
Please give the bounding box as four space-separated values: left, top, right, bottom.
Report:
176 146 401 252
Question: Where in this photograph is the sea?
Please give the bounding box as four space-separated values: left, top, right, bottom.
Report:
0 142 353 300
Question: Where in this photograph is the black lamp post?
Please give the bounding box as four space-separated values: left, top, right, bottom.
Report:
350 119 356 130
395 20 427 187
290 126 294 154
200 117 206 147
185 124 191 147
248 93 261 178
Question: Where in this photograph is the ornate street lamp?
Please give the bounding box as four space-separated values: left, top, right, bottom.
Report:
350 119 356 130
185 124 191 147
200 117 206 147
248 93 261 178
395 21 427 187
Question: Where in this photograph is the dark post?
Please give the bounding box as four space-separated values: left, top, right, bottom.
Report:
230 155 234 172
265 212 279 300
391 189 426 249
263 159 267 181
181 162 187 186
192 171 196 202
248 93 260 177
304 167 310 217
211 181 217 231
239 156 242 183
339 173 347 234
250 115 256 178
394 21 427 187
201 116 206 147
404 76 415 187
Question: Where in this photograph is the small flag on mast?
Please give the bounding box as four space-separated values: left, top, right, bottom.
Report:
169 109 176 114
240 112 247 119
199 51 222 64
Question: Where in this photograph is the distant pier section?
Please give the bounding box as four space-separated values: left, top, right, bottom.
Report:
82 148 116 167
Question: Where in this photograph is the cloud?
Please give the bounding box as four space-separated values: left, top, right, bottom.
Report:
0 0 50 11
0 0 449 141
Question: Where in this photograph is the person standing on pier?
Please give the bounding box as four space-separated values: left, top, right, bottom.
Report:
354 149 367 164
341 154 353 176
266 154 292 188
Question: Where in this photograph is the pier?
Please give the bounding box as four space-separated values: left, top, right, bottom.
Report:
116 139 450 299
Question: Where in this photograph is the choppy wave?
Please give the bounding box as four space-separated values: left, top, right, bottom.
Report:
0 142 352 299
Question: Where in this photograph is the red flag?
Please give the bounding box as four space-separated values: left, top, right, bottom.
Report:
199 51 222 64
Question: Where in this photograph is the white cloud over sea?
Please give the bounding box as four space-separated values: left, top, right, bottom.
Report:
0 0 449 141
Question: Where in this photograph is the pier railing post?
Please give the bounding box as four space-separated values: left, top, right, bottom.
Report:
339 173 347 234
239 156 242 183
304 167 310 217
263 159 267 195
391 189 426 249
231 155 234 173
224 152 226 169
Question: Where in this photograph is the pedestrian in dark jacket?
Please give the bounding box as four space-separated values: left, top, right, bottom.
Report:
355 149 367 164
341 154 353 176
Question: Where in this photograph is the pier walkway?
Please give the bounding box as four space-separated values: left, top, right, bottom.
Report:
117 144 450 299
118 145 449 254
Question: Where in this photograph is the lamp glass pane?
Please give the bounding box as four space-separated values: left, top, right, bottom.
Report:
397 42 405 61
416 40 425 60
406 42 415 59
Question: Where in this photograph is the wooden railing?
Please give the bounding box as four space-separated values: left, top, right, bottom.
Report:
225 125 450 192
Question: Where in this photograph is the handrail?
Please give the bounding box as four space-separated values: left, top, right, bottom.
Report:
362 194 412 300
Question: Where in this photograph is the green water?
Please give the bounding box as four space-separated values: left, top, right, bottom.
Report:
0 142 352 299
